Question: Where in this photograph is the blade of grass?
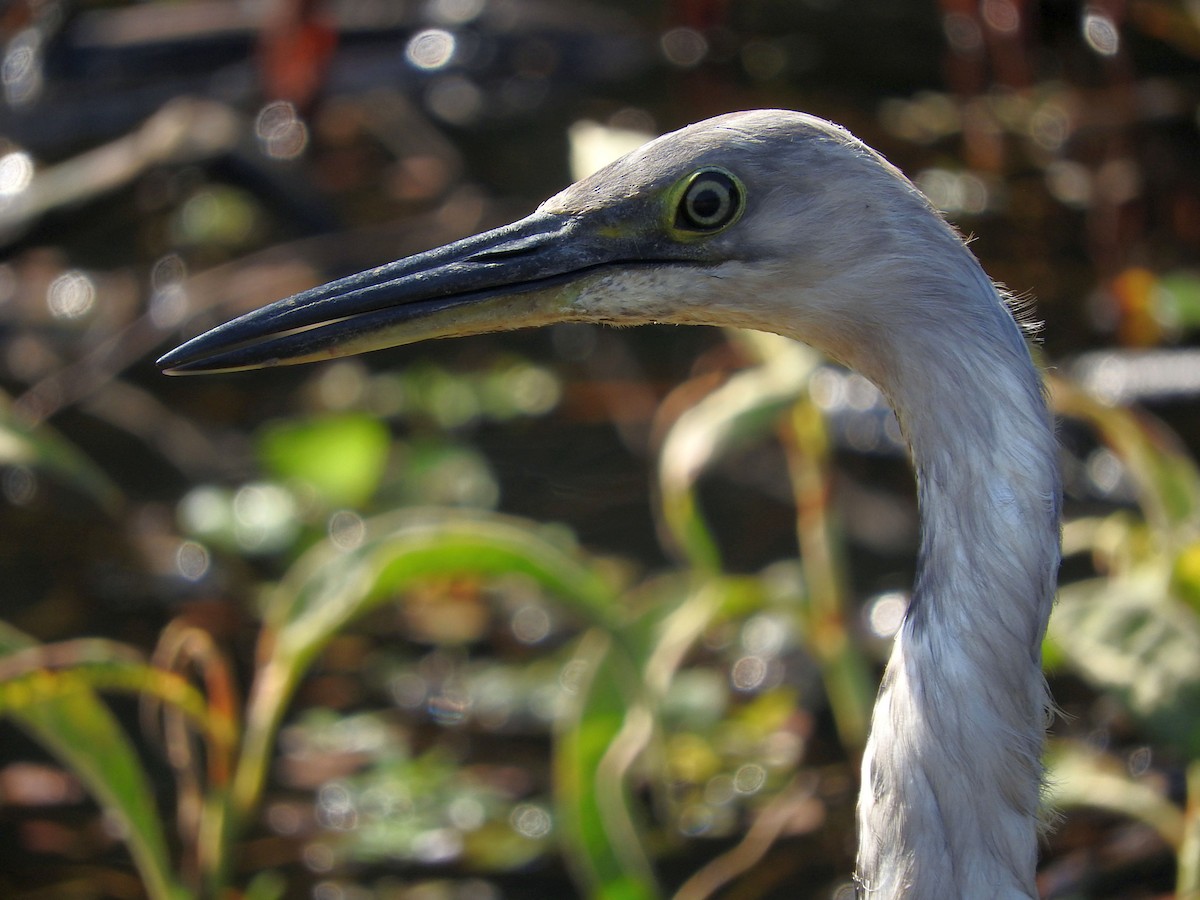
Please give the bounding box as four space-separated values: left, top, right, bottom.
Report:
0 625 186 900
1044 742 1184 850
1052 376 1200 541
780 395 874 753
556 629 659 900
1179 759 1200 900
657 332 821 570
231 509 624 839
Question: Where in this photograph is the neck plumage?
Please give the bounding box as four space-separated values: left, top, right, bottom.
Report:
849 263 1061 897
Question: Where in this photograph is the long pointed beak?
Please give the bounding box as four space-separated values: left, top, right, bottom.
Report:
157 211 637 375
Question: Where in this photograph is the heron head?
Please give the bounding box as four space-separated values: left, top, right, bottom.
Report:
158 110 957 376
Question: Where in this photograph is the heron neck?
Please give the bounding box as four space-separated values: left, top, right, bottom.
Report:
853 276 1061 897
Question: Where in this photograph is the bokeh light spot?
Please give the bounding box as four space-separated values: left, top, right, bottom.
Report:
413 827 463 863
1085 447 1125 496
733 763 767 795
407 28 457 70
1128 746 1152 777
1083 9 1120 56
982 0 1020 35
730 655 767 691
511 603 551 644
302 841 336 873
428 686 470 726
866 590 908 639
510 803 552 839
232 482 299 552
943 12 983 53
46 271 96 320
328 509 366 551
175 540 211 581
2 465 36 506
447 795 486 831
3 31 43 106
741 39 787 80
428 0 486 25
0 151 33 197
661 27 707 68
426 75 483 125
255 101 309 159
149 254 189 328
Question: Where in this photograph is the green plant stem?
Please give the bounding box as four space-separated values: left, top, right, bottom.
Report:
214 514 628 895
782 398 874 753
1178 759 1200 899
231 652 304 832
555 629 659 900
204 651 305 896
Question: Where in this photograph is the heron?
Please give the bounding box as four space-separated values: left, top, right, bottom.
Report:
159 110 1061 898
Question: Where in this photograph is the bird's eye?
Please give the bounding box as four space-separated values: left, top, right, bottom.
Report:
674 168 743 233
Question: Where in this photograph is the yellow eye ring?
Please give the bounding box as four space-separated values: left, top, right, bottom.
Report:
672 167 744 234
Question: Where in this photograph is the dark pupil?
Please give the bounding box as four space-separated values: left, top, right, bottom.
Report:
691 186 722 219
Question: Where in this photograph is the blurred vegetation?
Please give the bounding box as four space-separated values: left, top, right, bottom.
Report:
2 1 1200 898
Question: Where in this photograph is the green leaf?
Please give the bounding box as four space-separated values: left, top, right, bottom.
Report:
1045 742 1184 850
0 624 185 900
555 575 767 900
233 508 623 826
1053 378 1200 538
1049 572 1200 755
258 414 391 508
657 333 820 569
555 630 659 900
269 509 621 657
